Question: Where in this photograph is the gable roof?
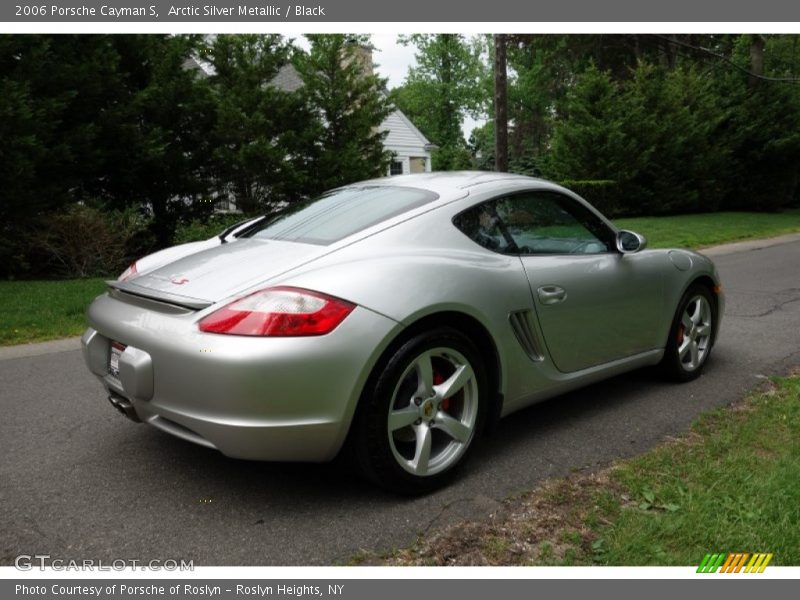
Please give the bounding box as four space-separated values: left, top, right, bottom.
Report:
270 63 304 92
387 108 434 148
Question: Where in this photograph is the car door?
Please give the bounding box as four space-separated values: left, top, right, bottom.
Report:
460 190 664 373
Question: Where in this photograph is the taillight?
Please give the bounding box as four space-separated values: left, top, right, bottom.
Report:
118 261 138 281
198 287 356 337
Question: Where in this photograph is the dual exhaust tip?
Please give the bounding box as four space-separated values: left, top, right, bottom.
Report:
108 393 142 423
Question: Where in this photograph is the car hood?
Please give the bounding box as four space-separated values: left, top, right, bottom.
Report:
119 238 326 306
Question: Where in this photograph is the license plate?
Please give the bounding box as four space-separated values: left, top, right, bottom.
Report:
109 341 126 379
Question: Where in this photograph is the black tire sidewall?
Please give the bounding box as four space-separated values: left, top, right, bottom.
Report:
353 326 489 495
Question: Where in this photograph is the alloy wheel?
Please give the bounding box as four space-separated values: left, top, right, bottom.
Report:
387 347 479 477
676 294 713 372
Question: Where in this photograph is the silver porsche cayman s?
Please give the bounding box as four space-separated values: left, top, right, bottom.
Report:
82 172 724 493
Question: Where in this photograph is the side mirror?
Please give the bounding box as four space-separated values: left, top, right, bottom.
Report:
616 230 647 254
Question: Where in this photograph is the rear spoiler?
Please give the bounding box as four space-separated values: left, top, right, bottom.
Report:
107 280 214 310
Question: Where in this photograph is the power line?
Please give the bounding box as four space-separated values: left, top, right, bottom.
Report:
655 34 800 83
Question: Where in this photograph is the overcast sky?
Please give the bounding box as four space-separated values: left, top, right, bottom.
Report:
295 34 483 139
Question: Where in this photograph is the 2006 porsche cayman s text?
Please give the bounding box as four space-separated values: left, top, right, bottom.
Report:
82 172 724 493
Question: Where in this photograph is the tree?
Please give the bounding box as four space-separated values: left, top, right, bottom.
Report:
720 66 800 211
0 35 121 272
296 35 393 194
393 34 487 170
98 35 216 246
204 35 310 215
545 63 729 216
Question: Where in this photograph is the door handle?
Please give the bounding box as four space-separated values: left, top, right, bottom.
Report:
537 285 567 305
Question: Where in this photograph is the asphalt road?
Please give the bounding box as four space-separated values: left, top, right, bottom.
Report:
2 240 800 566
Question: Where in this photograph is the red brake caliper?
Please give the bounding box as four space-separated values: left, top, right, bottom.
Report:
677 324 685 345
433 371 451 412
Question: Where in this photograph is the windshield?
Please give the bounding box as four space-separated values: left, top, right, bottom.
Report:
244 186 438 245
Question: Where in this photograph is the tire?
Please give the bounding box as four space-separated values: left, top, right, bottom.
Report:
661 284 716 382
352 327 488 495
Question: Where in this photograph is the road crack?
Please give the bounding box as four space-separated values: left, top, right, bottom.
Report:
725 287 800 318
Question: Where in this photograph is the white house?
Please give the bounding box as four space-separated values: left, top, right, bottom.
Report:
382 109 436 176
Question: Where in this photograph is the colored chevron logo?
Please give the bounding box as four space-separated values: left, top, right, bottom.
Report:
697 552 773 573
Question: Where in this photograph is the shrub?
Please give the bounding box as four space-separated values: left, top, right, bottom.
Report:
173 213 249 244
33 204 152 278
559 180 620 217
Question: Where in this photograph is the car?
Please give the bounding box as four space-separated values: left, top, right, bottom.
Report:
82 172 724 494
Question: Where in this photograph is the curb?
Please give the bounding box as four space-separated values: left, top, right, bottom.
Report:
0 336 81 361
698 232 800 257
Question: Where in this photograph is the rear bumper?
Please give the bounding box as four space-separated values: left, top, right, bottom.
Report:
82 291 399 461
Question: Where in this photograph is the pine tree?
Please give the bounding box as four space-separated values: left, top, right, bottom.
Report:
204 34 310 215
296 34 393 194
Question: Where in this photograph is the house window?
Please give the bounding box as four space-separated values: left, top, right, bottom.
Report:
390 160 404 176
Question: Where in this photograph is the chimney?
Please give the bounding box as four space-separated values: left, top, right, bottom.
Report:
343 38 374 78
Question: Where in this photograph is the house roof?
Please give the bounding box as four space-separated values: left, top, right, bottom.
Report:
270 63 304 92
382 109 433 150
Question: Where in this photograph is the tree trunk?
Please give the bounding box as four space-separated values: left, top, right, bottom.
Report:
749 34 765 88
494 34 508 173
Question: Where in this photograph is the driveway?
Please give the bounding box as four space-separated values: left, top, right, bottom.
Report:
2 238 799 565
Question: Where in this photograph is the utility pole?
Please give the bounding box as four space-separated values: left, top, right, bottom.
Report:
494 34 508 172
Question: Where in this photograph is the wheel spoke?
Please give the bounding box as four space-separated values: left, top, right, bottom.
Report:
678 338 691 359
434 412 471 443
388 405 418 432
701 298 712 322
696 324 711 338
414 352 434 398
690 299 702 325
436 363 473 399
681 312 693 332
690 341 699 368
411 424 432 475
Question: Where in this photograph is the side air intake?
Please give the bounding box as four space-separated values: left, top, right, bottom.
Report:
508 310 546 362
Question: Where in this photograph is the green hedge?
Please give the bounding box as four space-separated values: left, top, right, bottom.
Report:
559 180 621 217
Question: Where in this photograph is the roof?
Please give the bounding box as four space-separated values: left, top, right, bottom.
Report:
382 109 433 149
270 63 304 92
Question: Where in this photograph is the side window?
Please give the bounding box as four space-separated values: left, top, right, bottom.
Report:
453 191 614 255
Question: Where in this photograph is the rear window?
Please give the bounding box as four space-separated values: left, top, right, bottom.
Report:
244 186 438 245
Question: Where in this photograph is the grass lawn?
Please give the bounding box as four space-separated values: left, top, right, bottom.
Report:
614 208 800 249
593 374 800 566
0 278 107 346
379 374 800 566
